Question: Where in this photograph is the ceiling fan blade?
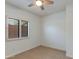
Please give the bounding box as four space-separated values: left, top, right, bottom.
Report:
47 0 54 4
43 0 54 5
40 5 44 10
28 3 34 7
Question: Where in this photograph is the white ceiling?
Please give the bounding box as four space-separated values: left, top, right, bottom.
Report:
5 0 73 16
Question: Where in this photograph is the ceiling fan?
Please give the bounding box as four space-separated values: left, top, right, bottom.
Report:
28 0 54 10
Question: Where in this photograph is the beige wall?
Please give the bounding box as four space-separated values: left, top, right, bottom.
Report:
5 4 41 57
40 11 66 51
65 3 73 57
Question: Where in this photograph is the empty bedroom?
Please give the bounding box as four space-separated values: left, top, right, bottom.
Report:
5 0 73 59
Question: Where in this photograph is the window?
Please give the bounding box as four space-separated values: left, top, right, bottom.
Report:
8 18 19 38
21 20 28 37
7 18 28 40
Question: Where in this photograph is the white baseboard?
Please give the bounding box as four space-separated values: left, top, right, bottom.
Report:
6 49 30 58
66 53 73 58
6 44 67 58
41 44 66 52
6 45 40 58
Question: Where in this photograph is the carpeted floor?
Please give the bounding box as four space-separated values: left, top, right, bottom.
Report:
7 46 72 59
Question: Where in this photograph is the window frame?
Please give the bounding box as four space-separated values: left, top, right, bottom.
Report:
6 17 29 41
21 20 28 38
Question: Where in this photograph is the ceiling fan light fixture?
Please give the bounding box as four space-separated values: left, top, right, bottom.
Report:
36 0 42 6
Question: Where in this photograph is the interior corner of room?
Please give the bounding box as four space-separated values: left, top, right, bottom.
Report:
5 0 73 59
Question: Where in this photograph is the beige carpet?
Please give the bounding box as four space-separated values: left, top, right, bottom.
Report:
7 46 72 59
